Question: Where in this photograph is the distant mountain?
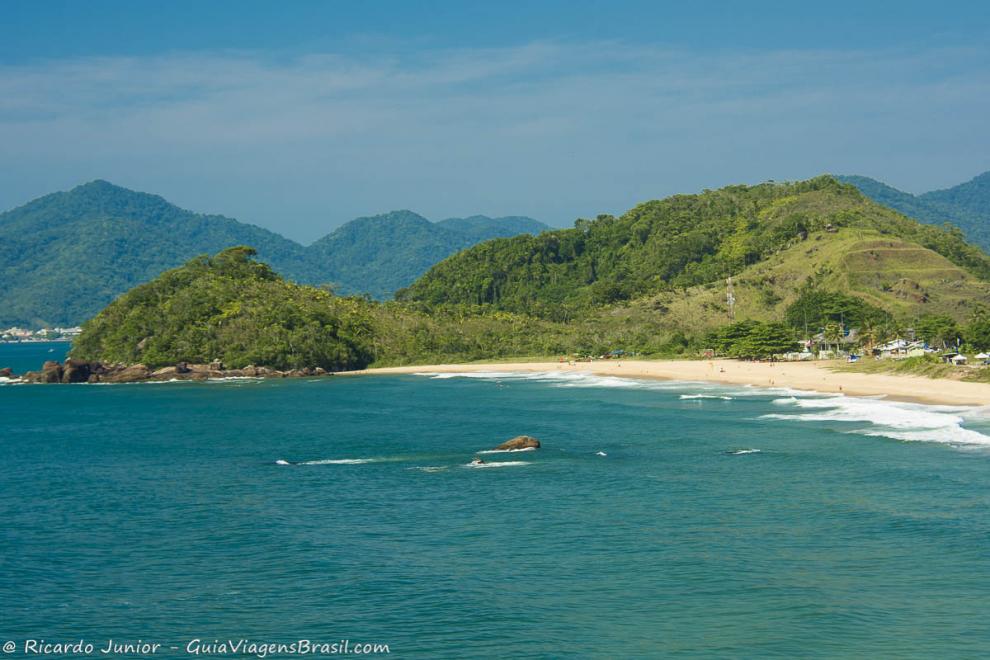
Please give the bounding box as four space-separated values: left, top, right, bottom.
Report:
838 172 990 249
310 211 549 299
0 181 548 327
0 181 317 328
436 215 548 243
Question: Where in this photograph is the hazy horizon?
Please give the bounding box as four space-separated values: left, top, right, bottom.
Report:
3 1 989 243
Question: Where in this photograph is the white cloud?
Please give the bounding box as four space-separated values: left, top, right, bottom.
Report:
1 41 987 241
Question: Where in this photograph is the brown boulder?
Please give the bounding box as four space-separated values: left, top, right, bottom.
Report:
150 366 179 379
0 367 13 378
103 364 151 383
22 370 46 383
61 359 91 383
493 435 541 451
39 360 63 383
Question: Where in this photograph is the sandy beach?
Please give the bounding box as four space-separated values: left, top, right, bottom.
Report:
343 359 990 406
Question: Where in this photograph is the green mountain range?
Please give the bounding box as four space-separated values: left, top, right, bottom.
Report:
307 210 547 299
71 176 990 371
838 172 990 250
399 176 990 327
0 181 548 327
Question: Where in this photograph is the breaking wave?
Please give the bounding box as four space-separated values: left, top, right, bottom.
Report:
764 396 990 446
477 446 537 454
680 394 733 400
464 461 531 468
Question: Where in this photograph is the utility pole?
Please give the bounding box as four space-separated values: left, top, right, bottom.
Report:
726 276 736 320
725 277 736 321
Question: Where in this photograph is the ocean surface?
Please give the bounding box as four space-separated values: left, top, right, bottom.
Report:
3 342 990 658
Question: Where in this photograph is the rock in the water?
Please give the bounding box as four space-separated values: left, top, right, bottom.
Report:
61 359 91 383
102 364 151 383
36 360 63 383
0 367 13 378
150 366 179 379
493 435 541 451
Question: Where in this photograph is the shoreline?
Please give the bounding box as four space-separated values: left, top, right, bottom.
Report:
340 359 990 407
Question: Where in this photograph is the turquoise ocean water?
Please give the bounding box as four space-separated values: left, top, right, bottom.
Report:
2 342 990 658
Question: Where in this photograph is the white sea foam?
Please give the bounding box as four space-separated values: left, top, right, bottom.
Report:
0 376 24 385
680 394 733 400
275 459 291 466
764 395 990 447
418 370 731 392
464 461 531 468
596 451 608 457
408 466 448 473
417 370 990 450
728 449 761 455
477 446 537 454
298 458 381 465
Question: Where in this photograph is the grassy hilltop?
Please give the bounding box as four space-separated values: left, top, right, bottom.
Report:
72 176 990 369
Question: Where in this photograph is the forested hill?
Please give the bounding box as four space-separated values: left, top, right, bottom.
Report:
307 211 549 299
398 176 990 320
0 181 546 327
838 172 990 250
0 181 315 328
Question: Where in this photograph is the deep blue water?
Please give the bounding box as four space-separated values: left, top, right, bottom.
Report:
2 344 990 658
0 341 70 374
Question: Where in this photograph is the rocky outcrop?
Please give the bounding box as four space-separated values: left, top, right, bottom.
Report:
61 359 92 383
0 367 13 378
18 359 338 384
23 360 63 383
493 435 541 451
101 364 151 383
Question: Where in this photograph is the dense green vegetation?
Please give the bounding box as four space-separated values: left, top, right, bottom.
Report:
400 176 990 320
307 210 548 299
839 172 990 250
0 181 547 327
784 283 890 331
705 320 798 359
68 176 990 371
72 247 377 370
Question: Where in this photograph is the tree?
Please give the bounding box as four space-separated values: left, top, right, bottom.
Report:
914 314 961 350
965 310 990 351
823 322 843 353
709 320 797 359
730 322 798 359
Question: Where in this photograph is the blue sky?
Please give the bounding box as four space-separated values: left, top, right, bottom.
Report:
2 1 989 241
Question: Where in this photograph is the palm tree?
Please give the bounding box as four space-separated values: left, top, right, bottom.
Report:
859 321 878 354
824 322 843 354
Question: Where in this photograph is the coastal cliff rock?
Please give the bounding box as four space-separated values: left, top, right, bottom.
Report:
61 359 92 383
494 435 541 451
19 359 338 384
102 364 151 383
0 367 13 378
26 360 65 383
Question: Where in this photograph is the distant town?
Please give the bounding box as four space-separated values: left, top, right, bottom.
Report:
1 326 82 343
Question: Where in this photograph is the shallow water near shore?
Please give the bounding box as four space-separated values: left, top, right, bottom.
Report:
3 344 990 657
